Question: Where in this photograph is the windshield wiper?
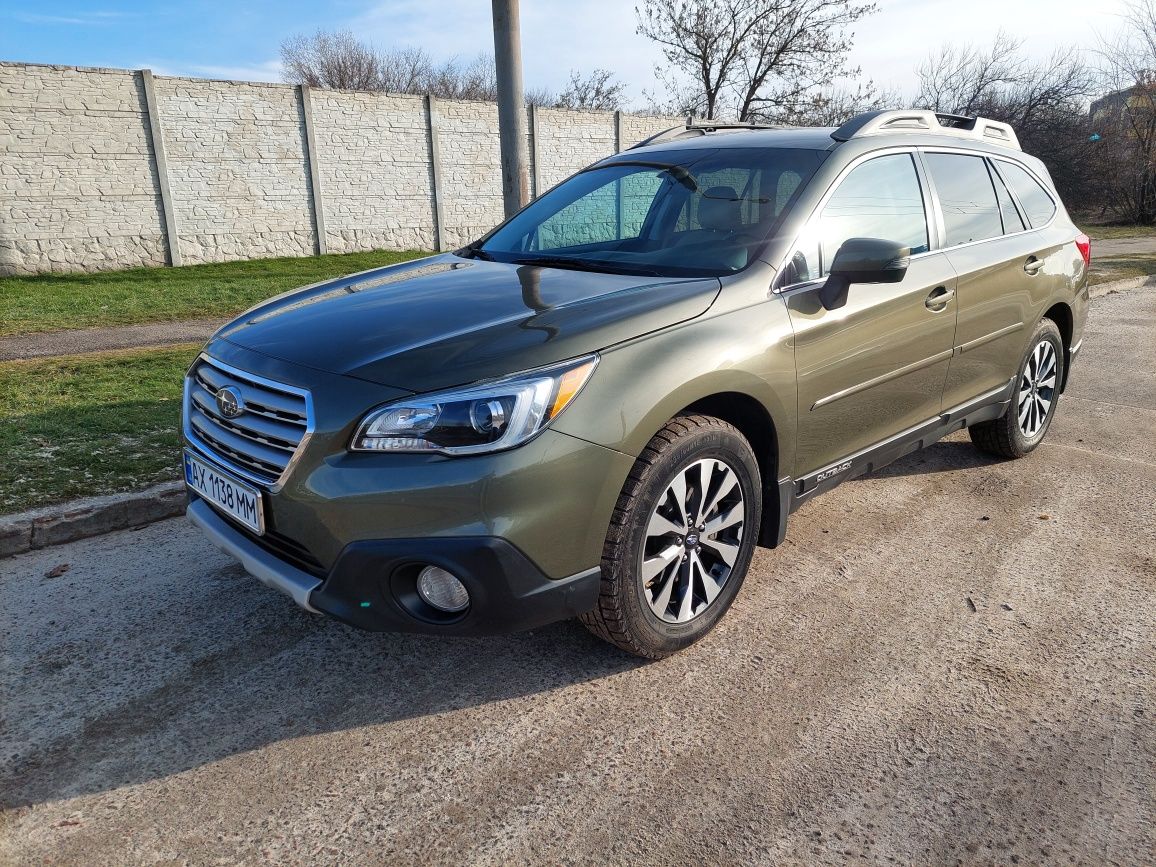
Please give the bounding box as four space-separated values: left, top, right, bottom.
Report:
459 242 494 261
512 255 663 277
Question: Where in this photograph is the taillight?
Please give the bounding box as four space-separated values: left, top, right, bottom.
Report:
1075 232 1091 268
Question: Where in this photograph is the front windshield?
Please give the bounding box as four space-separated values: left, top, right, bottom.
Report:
468 147 826 278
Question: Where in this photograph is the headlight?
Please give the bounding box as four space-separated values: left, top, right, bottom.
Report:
351 355 598 455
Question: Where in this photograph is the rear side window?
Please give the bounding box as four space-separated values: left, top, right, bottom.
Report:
998 162 1057 227
990 166 1026 234
924 153 1003 247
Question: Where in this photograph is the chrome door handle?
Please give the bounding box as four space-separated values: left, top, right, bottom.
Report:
1024 257 1045 274
925 286 955 310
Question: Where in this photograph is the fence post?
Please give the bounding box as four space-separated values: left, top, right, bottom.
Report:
426 95 448 252
299 85 327 256
138 69 181 267
614 109 623 154
530 103 541 199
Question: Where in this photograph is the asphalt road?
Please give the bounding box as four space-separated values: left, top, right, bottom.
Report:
2 285 1153 865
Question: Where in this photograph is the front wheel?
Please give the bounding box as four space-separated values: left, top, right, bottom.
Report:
580 414 763 658
969 317 1064 459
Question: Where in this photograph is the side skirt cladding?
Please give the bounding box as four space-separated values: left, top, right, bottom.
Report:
780 378 1016 518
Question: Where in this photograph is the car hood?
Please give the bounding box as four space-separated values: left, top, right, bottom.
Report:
216 254 721 392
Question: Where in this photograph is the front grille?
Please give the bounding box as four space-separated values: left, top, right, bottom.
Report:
185 356 311 485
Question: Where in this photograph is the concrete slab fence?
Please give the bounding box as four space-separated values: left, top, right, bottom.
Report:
0 61 681 276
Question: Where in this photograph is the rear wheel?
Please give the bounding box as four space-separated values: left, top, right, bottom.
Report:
969 317 1064 459
580 414 762 658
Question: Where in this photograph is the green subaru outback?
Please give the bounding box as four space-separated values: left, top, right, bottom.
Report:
183 109 1090 658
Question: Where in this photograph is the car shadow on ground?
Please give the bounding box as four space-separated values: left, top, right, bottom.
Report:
865 436 1006 479
1 433 1002 810
2 560 646 809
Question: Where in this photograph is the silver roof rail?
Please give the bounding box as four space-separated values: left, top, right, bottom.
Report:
831 109 1021 150
630 117 785 150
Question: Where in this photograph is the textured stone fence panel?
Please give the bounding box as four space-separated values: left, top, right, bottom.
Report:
0 61 680 275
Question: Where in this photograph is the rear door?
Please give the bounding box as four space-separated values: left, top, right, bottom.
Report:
782 150 958 478
924 151 1061 409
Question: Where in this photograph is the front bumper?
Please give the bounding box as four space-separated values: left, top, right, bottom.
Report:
189 497 602 635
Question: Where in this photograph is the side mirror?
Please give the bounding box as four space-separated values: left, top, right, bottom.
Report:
819 238 911 310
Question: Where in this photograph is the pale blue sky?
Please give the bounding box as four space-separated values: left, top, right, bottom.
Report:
0 0 1131 104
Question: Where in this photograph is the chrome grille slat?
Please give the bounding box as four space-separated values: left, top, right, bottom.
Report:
191 402 298 453
184 357 312 486
194 367 308 421
189 385 301 448
193 373 307 426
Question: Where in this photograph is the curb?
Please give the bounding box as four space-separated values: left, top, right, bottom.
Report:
0 481 185 559
1089 273 1156 298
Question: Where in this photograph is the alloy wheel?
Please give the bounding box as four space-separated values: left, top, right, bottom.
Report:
1018 340 1058 438
641 458 746 624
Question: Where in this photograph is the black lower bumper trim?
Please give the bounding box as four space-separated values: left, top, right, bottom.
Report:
311 537 601 636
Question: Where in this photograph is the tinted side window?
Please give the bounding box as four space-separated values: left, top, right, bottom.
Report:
788 153 929 284
990 165 1026 234
924 153 1003 247
999 162 1057 227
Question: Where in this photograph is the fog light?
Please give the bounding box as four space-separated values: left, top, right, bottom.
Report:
416 565 470 613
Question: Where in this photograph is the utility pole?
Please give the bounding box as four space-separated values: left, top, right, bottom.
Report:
492 0 530 217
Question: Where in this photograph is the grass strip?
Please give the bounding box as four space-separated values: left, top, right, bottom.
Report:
0 249 430 337
1089 252 1156 286
0 345 198 514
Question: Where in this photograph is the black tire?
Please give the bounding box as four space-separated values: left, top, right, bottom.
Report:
580 414 763 658
969 317 1064 459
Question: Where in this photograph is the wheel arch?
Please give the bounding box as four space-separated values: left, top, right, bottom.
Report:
1041 301 1074 392
679 391 788 550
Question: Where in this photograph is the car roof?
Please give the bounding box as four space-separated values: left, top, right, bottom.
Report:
611 126 842 158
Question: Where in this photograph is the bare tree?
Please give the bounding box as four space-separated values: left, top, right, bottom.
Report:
917 32 1029 117
1095 0 1156 224
282 30 540 103
916 32 1098 206
770 82 899 126
636 0 875 121
281 30 386 91
556 69 626 111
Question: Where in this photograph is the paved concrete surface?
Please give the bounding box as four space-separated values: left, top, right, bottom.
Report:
1094 235 1156 258
2 287 1153 865
0 318 225 361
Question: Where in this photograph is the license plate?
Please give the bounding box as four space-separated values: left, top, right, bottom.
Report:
184 450 264 534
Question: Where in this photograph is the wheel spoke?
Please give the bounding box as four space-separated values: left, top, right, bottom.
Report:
668 471 688 522
701 535 739 566
642 543 681 585
693 552 722 604
676 561 696 621
1038 373 1056 389
1038 355 1056 383
648 563 678 617
701 465 738 525
691 460 713 526
1019 398 1033 429
704 501 743 536
647 509 686 539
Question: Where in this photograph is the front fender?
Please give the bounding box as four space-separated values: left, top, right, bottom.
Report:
553 295 797 471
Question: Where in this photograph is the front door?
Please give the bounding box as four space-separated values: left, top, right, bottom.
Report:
782 151 958 478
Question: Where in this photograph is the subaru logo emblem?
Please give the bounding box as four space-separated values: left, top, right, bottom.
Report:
215 386 245 419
